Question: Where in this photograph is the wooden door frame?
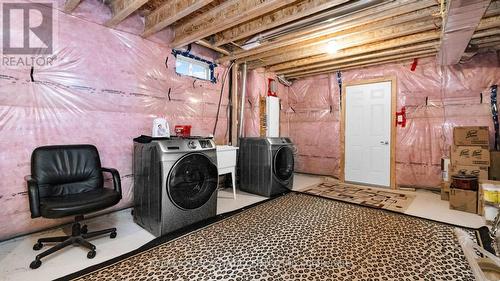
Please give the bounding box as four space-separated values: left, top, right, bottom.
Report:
340 77 397 190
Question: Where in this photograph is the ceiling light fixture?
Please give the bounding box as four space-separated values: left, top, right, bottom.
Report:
326 40 340 54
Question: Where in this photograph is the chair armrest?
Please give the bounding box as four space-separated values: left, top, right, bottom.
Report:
102 167 122 197
25 176 41 218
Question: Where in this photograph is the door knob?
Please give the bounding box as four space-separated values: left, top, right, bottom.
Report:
380 141 389 145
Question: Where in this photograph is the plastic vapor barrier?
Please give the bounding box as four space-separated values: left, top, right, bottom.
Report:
280 52 500 188
0 0 230 240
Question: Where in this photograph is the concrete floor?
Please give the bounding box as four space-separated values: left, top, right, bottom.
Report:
0 173 485 281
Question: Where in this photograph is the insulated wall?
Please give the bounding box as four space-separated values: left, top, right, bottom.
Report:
0 1 230 240
281 52 500 188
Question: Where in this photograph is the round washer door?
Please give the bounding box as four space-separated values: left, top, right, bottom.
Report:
167 153 218 210
273 146 294 183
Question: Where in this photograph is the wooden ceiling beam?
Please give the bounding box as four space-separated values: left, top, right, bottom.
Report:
268 30 440 72
471 35 500 45
171 0 300 48
266 14 500 72
143 0 215 38
218 0 438 63
63 0 82 13
286 51 437 79
242 13 440 65
278 41 439 75
195 39 230 56
210 0 351 47
106 0 149 27
473 28 500 39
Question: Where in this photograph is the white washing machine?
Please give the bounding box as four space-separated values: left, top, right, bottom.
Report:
133 135 218 236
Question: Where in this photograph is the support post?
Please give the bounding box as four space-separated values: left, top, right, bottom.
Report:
231 63 239 146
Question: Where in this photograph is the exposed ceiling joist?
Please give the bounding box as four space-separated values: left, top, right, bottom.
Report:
218 0 438 63
287 51 437 79
106 0 149 27
240 8 440 64
471 35 500 45
171 0 300 48
63 0 82 13
278 41 439 75
268 30 441 72
210 0 351 47
267 13 500 73
437 0 492 65
196 39 230 55
143 0 215 38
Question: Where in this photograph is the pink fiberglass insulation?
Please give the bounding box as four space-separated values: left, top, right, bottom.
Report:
0 1 230 240
281 52 500 188
241 68 289 138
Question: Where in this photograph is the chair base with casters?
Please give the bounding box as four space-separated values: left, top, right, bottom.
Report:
27 145 123 269
30 215 117 269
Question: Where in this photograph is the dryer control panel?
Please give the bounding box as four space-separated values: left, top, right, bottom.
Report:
199 140 213 148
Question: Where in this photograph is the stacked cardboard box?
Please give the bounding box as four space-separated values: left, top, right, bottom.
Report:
447 126 490 214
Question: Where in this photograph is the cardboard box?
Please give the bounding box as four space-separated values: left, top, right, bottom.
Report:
450 145 490 166
453 126 489 146
449 188 477 214
489 151 500 180
450 164 488 180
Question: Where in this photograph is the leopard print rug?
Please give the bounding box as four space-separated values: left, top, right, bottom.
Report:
70 193 474 281
302 182 415 213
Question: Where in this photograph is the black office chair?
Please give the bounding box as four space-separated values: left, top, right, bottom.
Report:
26 145 122 269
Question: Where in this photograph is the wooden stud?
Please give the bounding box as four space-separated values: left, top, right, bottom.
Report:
211 0 351 47
106 0 149 27
63 0 81 13
340 77 398 189
171 0 299 48
142 0 215 38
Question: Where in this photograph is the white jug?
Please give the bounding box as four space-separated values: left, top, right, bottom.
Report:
152 118 170 137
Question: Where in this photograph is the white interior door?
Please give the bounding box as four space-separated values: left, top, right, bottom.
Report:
345 81 392 187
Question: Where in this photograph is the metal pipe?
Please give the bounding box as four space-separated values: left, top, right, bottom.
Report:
238 62 248 139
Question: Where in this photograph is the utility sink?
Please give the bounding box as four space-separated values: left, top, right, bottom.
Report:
478 258 500 280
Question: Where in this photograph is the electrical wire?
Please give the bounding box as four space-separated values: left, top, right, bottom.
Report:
213 61 235 138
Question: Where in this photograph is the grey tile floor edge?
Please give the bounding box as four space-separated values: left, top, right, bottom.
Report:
0 173 485 281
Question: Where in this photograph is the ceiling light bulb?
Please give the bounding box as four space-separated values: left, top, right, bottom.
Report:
326 41 339 54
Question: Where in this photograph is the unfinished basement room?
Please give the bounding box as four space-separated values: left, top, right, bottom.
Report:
1 0 500 280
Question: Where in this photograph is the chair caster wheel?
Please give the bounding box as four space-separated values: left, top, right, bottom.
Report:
30 259 41 269
87 250 96 259
110 232 117 239
33 242 43 251
81 225 88 234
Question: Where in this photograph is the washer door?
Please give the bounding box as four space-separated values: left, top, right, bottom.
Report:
167 153 218 210
273 146 294 183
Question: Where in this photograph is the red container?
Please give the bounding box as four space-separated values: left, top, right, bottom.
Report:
174 125 192 137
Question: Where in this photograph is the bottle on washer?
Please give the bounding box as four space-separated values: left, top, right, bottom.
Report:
152 118 170 137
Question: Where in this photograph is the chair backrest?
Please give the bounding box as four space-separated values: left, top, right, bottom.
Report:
31 145 104 198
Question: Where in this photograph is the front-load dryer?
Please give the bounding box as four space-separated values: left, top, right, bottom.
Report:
133 135 218 236
239 137 294 197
